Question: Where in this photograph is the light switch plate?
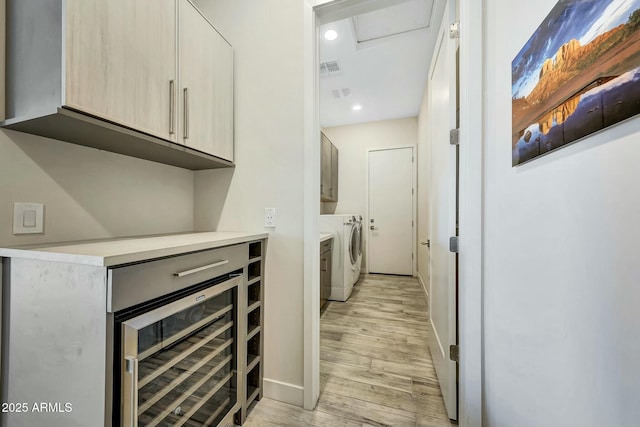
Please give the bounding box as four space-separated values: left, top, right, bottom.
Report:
13 202 44 234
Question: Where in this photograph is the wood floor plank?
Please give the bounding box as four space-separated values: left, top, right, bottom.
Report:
244 398 362 427
321 336 431 365
320 346 373 368
321 312 431 337
321 373 416 413
370 358 439 383
242 274 452 427
316 390 416 427
320 360 413 394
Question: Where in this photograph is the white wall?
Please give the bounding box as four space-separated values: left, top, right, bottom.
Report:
0 130 194 246
192 0 306 405
484 1 640 425
0 0 194 247
417 84 430 295
322 117 418 271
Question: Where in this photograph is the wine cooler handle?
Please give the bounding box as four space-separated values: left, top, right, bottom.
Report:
124 356 139 427
173 260 230 278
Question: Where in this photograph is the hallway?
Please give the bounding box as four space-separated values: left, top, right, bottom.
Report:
243 274 452 426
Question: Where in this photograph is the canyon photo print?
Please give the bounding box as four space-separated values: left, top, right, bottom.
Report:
512 0 640 166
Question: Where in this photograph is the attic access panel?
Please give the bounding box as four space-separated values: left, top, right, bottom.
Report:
352 0 433 43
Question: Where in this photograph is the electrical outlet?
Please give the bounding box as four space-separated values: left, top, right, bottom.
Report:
264 208 276 228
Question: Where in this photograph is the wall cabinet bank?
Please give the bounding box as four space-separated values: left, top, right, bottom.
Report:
321 132 339 202
2 0 233 170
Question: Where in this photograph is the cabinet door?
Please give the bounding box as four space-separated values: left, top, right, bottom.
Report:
65 0 178 141
180 1 234 161
321 134 332 201
331 143 339 201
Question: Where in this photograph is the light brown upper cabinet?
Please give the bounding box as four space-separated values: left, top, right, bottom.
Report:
321 132 339 202
65 0 177 142
2 0 234 170
179 1 234 162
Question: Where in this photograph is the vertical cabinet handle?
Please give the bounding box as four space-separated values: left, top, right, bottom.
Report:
169 80 175 135
183 88 190 140
124 356 139 427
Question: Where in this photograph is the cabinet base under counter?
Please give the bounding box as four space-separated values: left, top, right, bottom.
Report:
0 232 267 427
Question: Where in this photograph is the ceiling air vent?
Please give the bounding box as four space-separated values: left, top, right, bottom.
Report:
320 60 341 77
330 88 352 99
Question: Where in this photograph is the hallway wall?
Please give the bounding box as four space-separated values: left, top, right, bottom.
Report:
321 117 418 272
483 1 640 425
192 0 307 406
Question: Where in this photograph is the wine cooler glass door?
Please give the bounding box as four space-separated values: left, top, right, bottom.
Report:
121 275 240 427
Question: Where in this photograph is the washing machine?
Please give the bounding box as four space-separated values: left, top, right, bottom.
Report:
319 214 361 301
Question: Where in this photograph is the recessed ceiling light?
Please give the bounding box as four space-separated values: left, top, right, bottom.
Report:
352 105 362 111
324 29 338 41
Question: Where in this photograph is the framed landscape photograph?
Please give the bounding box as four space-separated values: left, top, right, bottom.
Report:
512 0 640 166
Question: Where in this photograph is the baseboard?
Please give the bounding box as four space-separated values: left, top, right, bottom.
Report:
263 378 304 407
417 272 429 299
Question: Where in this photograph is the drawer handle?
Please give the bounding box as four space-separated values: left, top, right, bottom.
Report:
174 260 229 278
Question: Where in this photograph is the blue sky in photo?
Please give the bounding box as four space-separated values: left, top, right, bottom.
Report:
512 0 640 98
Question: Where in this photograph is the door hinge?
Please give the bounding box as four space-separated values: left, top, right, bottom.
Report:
449 22 460 39
450 128 460 146
449 236 459 253
449 344 459 362
412 220 414 227
412 188 415 195
412 253 414 260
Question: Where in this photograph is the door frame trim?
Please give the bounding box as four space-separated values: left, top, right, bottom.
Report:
365 145 417 276
302 1 484 424
457 0 484 425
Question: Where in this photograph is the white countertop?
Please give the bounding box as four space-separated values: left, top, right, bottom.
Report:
320 233 333 243
0 231 268 267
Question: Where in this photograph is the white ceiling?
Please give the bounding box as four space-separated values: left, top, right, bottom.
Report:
319 0 446 128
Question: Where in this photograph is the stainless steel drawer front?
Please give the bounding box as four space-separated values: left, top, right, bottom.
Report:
108 244 247 312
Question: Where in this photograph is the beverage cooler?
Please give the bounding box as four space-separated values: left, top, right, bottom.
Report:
114 274 241 427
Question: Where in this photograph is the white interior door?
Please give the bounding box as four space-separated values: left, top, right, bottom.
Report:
428 0 458 421
368 147 414 275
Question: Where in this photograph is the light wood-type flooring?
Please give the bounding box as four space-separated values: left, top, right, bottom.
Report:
242 274 453 427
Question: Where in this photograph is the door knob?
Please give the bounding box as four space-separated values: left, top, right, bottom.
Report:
420 240 431 248
370 226 376 230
